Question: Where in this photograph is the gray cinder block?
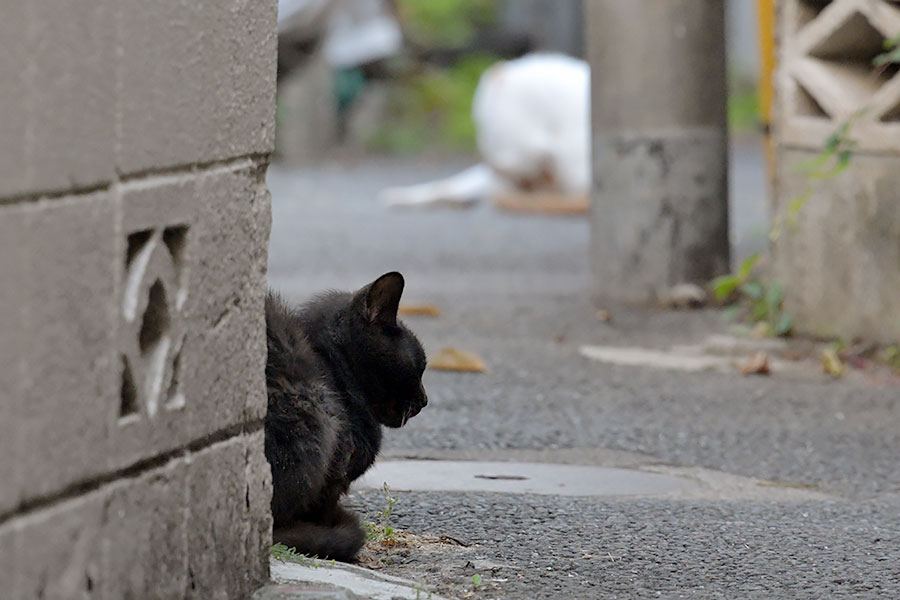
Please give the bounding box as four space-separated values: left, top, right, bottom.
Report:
30 0 117 193
8 490 106 600
18 193 118 504
0 3 30 198
0 0 276 596
117 0 277 173
186 433 272 599
0 206 29 513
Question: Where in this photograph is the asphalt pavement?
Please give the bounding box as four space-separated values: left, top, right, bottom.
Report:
265 143 899 599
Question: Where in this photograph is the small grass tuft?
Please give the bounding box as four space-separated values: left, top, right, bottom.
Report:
710 254 793 338
364 482 400 544
270 544 326 567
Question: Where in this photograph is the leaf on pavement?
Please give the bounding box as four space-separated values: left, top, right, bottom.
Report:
738 351 770 375
398 303 442 317
429 347 487 373
822 347 845 377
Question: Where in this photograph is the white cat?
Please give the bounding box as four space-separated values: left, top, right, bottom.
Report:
380 53 590 208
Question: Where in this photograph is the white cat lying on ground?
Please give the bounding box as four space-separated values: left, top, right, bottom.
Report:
380 53 590 208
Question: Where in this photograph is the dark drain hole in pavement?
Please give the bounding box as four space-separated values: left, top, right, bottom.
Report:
474 474 529 481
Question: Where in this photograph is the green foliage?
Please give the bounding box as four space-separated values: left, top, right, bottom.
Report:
794 115 860 180
472 573 483 588
336 68 366 112
728 88 760 133
774 32 897 238
396 0 497 49
711 253 759 301
368 54 499 153
771 113 862 240
270 544 327 567
364 482 400 543
881 345 900 373
873 34 900 68
711 254 793 337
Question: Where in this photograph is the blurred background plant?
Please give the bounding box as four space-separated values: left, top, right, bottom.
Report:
276 0 764 158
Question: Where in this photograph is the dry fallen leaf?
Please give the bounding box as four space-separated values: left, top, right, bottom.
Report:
659 283 708 309
493 190 589 215
822 348 845 377
738 351 770 375
429 347 487 373
595 309 612 322
398 303 442 317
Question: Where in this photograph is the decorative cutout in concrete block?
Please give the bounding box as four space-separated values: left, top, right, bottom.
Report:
119 225 189 424
778 0 900 153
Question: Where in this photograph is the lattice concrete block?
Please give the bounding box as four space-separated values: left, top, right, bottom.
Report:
17 193 119 504
771 148 900 342
117 0 278 173
773 0 900 342
4 164 269 507
777 0 900 153
109 176 197 467
109 165 269 467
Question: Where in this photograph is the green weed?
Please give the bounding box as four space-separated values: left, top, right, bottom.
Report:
269 544 328 568
873 34 900 69
364 482 400 543
879 345 900 373
711 254 793 337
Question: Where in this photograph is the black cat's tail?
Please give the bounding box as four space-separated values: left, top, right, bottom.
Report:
273 508 366 563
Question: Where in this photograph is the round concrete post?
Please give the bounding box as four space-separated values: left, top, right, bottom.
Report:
587 0 730 303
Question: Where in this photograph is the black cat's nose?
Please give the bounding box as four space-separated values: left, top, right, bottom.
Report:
419 382 428 407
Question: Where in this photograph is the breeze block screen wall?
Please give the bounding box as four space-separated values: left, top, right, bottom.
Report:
772 0 900 342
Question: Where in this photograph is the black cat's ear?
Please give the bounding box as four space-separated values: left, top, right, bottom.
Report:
355 272 404 326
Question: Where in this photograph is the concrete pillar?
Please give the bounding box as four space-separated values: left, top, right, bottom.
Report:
0 1 277 598
500 0 584 57
275 48 338 165
770 0 900 342
587 0 730 303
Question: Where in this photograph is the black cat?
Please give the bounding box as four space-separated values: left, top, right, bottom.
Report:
264 272 428 561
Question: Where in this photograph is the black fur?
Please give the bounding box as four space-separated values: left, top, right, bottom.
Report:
264 272 428 561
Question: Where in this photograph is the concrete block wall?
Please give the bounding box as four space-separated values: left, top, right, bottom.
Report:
772 0 900 342
0 1 277 598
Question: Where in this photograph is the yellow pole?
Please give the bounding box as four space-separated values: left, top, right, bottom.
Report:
757 0 776 128
757 0 776 184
